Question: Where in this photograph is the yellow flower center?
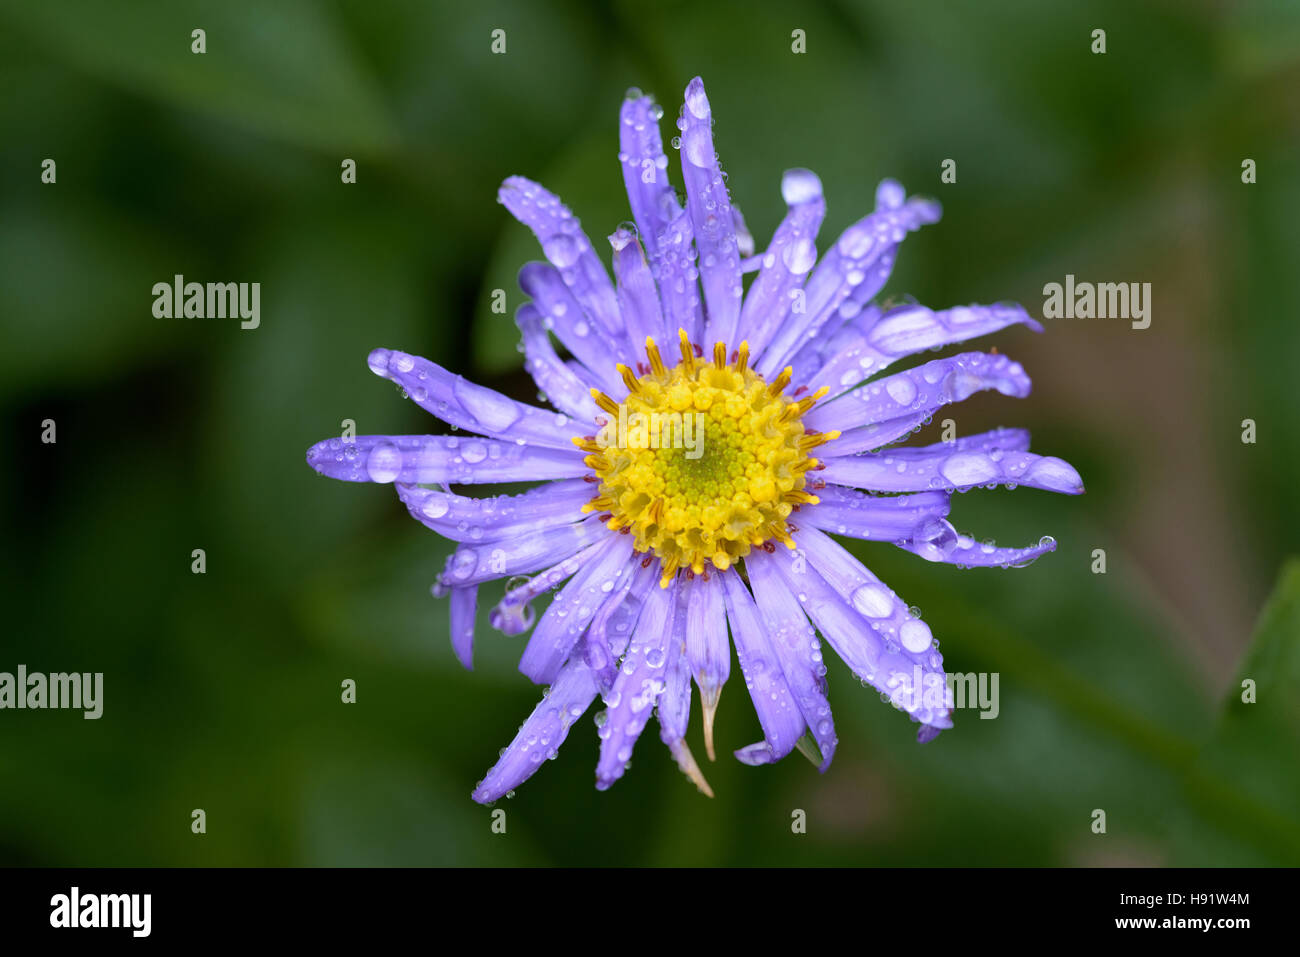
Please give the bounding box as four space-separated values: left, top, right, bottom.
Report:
574 331 839 587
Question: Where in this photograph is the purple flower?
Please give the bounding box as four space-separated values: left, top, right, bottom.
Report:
306 77 1083 803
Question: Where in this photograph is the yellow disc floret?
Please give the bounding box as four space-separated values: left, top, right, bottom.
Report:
573 330 839 587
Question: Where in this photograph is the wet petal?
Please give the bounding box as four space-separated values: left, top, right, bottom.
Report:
583 563 653 689
718 567 805 763
609 225 668 359
658 587 713 796
518 262 626 395
500 176 621 337
472 653 600 803
899 529 1058 568
395 478 591 543
807 351 1032 438
595 577 677 790
654 208 703 343
745 551 838 770
770 535 952 736
739 168 825 358
517 303 602 421
518 534 636 684
820 433 1085 495
837 301 1043 382
306 434 587 485
449 585 477 670
618 92 679 262
757 181 940 376
365 348 578 450
438 517 609 588
805 487 951 542
679 77 743 349
682 572 730 759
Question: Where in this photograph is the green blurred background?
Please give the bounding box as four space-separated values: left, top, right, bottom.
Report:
2 0 1298 866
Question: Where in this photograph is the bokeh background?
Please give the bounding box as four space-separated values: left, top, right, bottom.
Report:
2 0 1297 866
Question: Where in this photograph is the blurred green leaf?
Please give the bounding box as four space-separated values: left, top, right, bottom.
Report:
0 0 397 153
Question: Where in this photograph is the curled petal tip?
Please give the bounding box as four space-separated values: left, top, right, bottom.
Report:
700 686 722 762
670 740 714 798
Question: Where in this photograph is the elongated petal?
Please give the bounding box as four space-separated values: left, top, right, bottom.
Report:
500 176 621 336
758 182 940 376
609 226 667 361
472 653 600 803
517 303 601 421
583 563 653 689
596 577 677 789
449 586 477 670
658 588 713 795
718 568 805 763
899 528 1058 568
806 487 951 542
366 348 578 450
306 434 587 485
798 305 881 397
654 209 703 343
745 551 838 770
739 169 826 359
619 93 679 261
680 77 742 348
820 436 1085 495
682 572 729 758
519 534 636 684
518 262 625 395
839 302 1043 382
439 517 608 587
395 478 591 543
489 539 607 635
769 538 953 737
795 526 942 662
807 352 1031 437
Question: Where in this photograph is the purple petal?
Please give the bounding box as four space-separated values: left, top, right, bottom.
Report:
499 176 621 337
820 434 1085 495
798 305 882 397
449 585 477 670
769 535 953 735
518 534 636 684
840 302 1043 382
489 539 606 636
805 487 951 542
395 478 591 543
899 528 1058 568
609 225 668 359
757 182 941 376
657 593 692 744
744 551 838 771
517 262 625 395
807 352 1032 438
654 208 703 343
618 93 679 262
738 169 826 359
472 653 600 803
438 517 609 588
517 303 601 421
583 563 653 689
365 348 578 450
595 576 677 790
306 434 587 485
682 572 730 710
679 77 743 349
718 568 805 763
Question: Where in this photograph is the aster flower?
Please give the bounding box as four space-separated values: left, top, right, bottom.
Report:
306 77 1083 803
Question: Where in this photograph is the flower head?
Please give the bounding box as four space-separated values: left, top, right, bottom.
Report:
306 77 1083 803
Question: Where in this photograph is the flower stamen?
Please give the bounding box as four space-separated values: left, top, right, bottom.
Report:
582 330 832 586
